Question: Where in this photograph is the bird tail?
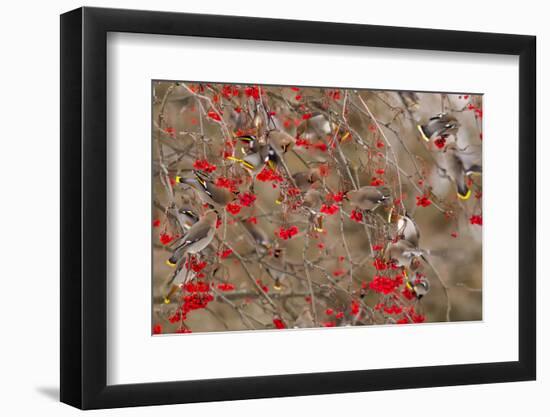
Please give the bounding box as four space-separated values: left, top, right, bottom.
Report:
456 176 471 200
417 124 431 142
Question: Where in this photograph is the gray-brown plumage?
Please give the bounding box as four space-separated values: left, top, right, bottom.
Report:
167 93 195 114
417 113 460 142
232 136 280 173
294 306 315 328
303 188 323 213
292 169 322 192
264 247 286 289
302 187 324 231
441 142 482 199
167 211 218 266
409 274 430 299
395 213 420 248
399 91 419 109
251 145 279 171
387 240 425 269
176 171 236 207
241 220 271 251
237 135 263 154
267 130 295 153
229 108 248 130
297 112 332 140
162 263 197 303
346 186 392 211
167 204 199 233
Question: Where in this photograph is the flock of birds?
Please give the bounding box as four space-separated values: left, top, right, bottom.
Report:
157 95 482 322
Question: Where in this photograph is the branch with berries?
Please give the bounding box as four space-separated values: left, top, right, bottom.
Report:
151 81 483 334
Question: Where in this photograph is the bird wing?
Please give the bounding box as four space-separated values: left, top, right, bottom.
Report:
445 151 469 197
193 171 234 204
242 221 270 247
399 216 420 247
172 219 210 253
457 145 482 174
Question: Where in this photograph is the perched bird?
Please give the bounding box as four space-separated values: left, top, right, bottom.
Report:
441 142 482 200
292 169 322 192
387 239 425 269
406 273 431 299
264 247 286 290
166 210 218 266
303 188 323 212
417 113 459 142
302 187 324 231
346 186 392 211
241 219 272 252
175 170 236 207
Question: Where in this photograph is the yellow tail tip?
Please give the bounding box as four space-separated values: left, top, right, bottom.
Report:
175 176 182 183
163 297 171 304
166 259 176 267
457 189 471 200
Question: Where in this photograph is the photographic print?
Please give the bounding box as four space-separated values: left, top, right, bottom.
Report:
152 81 482 335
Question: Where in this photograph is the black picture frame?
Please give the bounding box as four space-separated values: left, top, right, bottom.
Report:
60 6 536 410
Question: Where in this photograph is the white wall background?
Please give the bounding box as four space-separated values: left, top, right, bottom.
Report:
0 0 544 415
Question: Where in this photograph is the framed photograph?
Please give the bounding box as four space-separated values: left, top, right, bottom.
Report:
60 6 536 409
